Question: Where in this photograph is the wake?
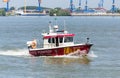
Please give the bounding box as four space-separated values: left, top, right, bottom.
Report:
87 51 98 58
0 49 30 57
0 49 98 59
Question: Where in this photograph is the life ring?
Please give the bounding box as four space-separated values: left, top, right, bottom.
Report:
31 40 37 49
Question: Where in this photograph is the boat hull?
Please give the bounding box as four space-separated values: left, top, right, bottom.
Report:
29 44 93 56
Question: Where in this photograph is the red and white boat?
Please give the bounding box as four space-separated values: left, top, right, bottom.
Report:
27 21 93 57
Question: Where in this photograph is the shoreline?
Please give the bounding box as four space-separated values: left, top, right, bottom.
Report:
71 13 120 16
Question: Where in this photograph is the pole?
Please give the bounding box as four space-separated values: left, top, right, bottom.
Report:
79 0 81 8
38 0 41 12
101 0 104 8
6 1 9 11
112 0 115 13
24 0 26 13
70 0 73 12
85 0 88 11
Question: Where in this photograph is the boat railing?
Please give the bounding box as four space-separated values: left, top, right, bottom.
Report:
38 43 56 48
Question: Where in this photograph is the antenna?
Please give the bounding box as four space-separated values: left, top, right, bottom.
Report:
49 21 52 33
64 20 66 31
54 18 57 25
63 20 68 34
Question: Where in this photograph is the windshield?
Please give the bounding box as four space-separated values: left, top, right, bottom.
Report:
64 37 73 42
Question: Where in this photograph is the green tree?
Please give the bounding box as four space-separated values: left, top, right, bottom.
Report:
49 8 71 16
0 9 6 16
49 9 57 16
10 7 15 10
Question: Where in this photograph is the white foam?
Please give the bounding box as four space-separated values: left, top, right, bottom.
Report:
53 55 78 58
88 51 98 58
0 49 30 57
47 55 86 59
0 49 97 59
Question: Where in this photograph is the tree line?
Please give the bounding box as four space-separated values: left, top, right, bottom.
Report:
1 6 120 16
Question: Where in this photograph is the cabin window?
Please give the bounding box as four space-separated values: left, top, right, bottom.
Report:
59 37 63 43
64 37 73 42
48 38 55 43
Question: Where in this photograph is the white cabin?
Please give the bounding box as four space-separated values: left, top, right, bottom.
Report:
42 25 75 48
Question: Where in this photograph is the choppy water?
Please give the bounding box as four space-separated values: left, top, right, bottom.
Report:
0 16 120 78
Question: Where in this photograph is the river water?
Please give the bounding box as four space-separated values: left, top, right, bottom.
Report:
0 16 119 78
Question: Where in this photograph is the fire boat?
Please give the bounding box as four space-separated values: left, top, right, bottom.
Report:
27 21 93 57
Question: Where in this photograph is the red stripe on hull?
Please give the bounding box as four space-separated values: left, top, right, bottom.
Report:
43 34 75 39
29 44 93 56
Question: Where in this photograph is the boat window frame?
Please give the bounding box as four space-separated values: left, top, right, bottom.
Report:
59 37 63 43
48 37 63 44
48 38 55 43
64 37 73 43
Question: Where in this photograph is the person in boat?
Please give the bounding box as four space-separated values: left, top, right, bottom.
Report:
27 39 37 49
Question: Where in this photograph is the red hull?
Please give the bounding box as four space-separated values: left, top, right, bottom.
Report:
29 44 93 56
